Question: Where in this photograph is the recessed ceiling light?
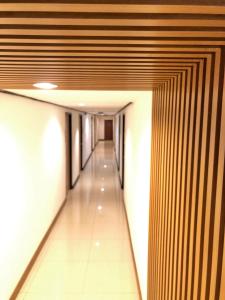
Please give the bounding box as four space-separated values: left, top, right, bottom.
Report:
104 165 107 168
33 82 58 89
101 188 105 192
78 103 85 107
97 205 103 211
95 241 100 247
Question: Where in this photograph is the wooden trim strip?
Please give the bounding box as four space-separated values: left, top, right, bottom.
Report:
0 29 224 38
114 102 133 115
1 18 225 27
0 3 224 14
81 148 94 170
71 174 80 189
9 196 68 300
120 172 142 300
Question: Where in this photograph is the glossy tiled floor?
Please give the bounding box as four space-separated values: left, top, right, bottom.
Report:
17 141 140 300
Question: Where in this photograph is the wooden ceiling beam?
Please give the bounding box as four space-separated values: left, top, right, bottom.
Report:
0 4 224 14
0 29 224 38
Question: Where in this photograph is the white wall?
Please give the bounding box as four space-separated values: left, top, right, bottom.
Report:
82 114 92 168
94 116 98 145
98 117 105 140
0 92 68 300
114 92 152 300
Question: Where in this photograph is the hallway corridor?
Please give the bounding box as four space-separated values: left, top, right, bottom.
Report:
16 142 139 300
1 2 225 299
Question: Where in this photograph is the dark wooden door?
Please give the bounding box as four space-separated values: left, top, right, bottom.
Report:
79 114 83 170
104 120 113 140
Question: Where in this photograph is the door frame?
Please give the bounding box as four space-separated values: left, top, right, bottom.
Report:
65 113 73 190
79 114 83 170
118 115 121 170
91 115 94 150
121 114 125 189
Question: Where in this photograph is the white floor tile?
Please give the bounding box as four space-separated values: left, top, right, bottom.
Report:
17 142 139 300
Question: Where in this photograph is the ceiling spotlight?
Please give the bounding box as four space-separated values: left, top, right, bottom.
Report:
95 241 100 247
101 188 105 192
33 82 58 89
104 165 107 168
78 103 85 107
97 205 103 211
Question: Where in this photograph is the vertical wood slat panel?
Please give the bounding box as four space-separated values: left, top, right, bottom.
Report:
190 60 204 300
164 77 175 300
180 61 204 299
157 82 165 300
148 89 156 297
159 80 170 300
161 81 170 300
154 87 160 299
176 67 192 300
200 49 221 300
165 78 177 298
169 73 181 300
187 53 212 298
172 70 186 300
172 72 187 300
155 85 163 300
161 80 172 300
210 49 225 300
149 86 161 299
148 47 225 300
168 76 181 299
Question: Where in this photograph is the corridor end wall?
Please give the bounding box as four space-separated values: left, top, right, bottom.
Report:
96 115 114 141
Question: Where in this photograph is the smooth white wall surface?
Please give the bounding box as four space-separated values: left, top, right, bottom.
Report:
114 92 152 300
124 94 152 300
0 92 67 300
98 117 105 140
82 114 92 168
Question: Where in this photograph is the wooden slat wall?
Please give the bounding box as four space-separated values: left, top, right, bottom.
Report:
148 47 225 300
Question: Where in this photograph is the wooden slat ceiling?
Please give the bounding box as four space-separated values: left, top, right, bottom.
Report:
0 1 224 90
